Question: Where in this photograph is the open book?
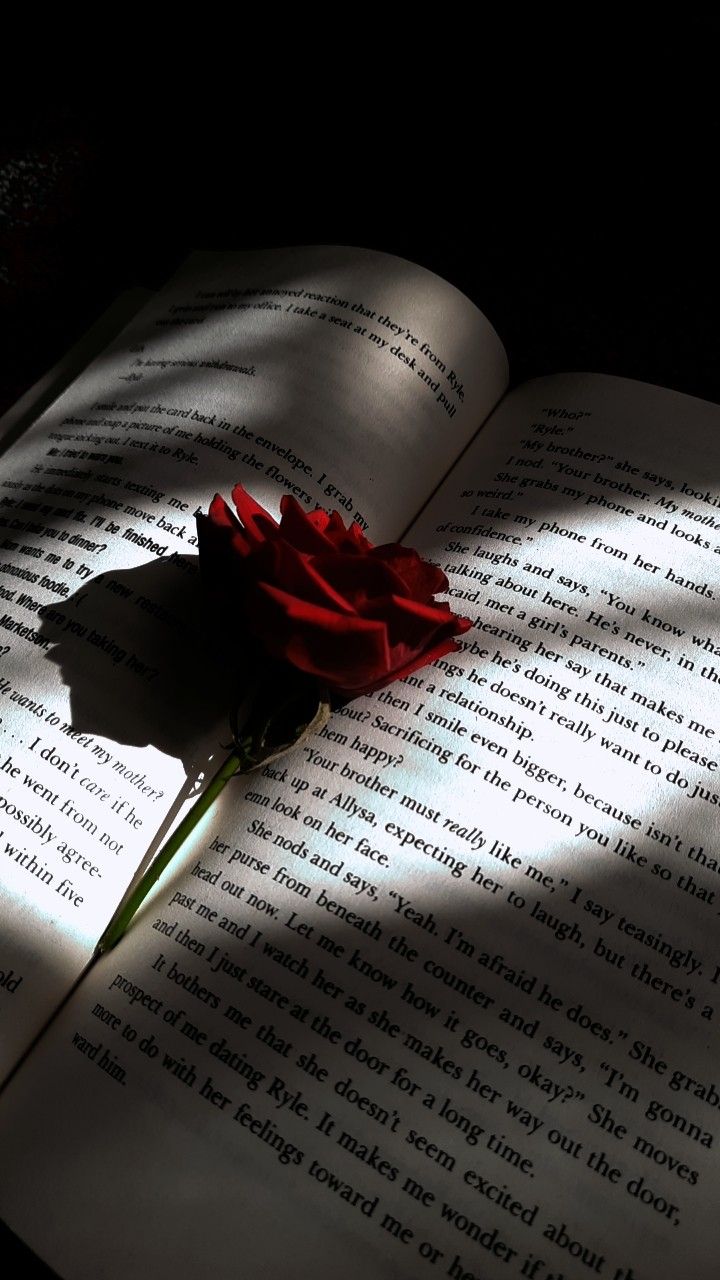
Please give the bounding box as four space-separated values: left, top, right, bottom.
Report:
0 246 719 1280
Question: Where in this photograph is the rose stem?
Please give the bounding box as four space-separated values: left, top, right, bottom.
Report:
94 748 242 955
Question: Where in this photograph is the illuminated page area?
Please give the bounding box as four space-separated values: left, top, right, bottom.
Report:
0 246 507 1076
401 373 720 1276
1 373 717 1277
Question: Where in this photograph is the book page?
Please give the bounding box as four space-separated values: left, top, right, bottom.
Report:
0 372 717 1278
0 246 507 1078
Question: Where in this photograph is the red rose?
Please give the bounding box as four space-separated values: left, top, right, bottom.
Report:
196 485 471 698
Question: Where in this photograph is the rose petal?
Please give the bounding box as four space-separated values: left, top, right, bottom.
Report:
197 498 251 568
307 508 333 534
231 484 279 545
251 583 393 689
344 635 465 695
197 484 472 698
277 497 340 554
361 593 471 652
323 511 373 554
307 552 412 606
259 540 357 616
372 544 449 600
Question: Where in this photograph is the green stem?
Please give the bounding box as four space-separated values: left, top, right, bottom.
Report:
95 749 243 955
94 664 329 958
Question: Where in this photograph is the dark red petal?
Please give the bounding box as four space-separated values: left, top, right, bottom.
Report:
261 539 356 615
360 593 470 650
307 552 411 606
207 493 239 531
335 595 470 695
231 484 278 546
250 583 393 691
343 521 374 554
371 544 448 600
321 510 374 554
204 494 250 551
324 510 349 544
342 636 465 696
307 508 333 533
197 498 251 568
278 497 340 553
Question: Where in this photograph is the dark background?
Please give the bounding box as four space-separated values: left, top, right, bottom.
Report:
1 18 718 1276
3 18 720 421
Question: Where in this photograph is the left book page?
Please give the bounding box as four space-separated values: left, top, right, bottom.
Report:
0 245 508 1079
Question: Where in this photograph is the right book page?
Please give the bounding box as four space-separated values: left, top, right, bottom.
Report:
401 370 720 1275
0 372 719 1280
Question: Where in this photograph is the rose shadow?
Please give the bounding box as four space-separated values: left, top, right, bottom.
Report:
37 556 250 854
